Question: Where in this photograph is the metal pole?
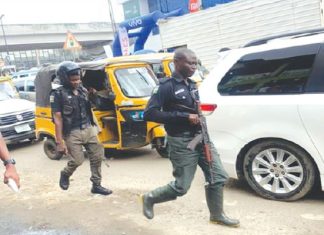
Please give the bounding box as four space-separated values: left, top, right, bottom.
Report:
0 14 10 64
107 0 117 35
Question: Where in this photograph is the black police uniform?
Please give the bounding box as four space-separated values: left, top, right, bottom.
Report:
51 86 94 136
51 85 104 186
142 72 237 226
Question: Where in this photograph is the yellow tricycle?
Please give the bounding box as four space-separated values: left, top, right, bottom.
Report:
35 57 168 160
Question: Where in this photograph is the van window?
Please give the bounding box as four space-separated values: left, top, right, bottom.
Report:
26 80 35 92
218 44 319 95
15 80 25 91
19 74 29 78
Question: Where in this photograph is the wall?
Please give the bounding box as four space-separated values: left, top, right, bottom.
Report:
158 0 323 69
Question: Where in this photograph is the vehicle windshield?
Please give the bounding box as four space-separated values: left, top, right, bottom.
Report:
115 66 157 98
169 61 174 73
0 81 16 100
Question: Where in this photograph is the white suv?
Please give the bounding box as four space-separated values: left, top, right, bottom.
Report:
199 29 324 201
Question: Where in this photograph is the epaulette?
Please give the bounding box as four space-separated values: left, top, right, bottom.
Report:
158 77 172 84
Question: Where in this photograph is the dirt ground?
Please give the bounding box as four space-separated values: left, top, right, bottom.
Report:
1 141 324 235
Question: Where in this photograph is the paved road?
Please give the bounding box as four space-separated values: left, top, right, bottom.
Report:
1 140 324 235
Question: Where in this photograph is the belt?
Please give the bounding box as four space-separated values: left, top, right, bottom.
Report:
80 122 91 130
71 122 91 131
169 131 198 137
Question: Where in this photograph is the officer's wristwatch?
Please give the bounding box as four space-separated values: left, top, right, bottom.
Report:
3 158 16 166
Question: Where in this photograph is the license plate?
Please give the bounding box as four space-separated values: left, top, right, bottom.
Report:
15 124 31 133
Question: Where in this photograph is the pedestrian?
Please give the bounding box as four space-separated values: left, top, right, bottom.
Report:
142 48 239 227
0 133 20 187
51 61 112 195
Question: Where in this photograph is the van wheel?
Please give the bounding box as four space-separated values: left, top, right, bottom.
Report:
243 140 315 201
44 138 64 160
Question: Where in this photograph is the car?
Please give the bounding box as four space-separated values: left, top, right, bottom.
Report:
198 28 324 201
0 76 35 144
13 76 36 102
11 68 39 80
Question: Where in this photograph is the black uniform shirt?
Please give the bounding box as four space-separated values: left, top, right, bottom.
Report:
144 72 199 136
51 87 91 130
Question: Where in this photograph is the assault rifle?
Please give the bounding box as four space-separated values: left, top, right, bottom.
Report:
187 90 216 184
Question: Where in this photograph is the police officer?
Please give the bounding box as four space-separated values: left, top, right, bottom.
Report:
51 61 112 196
142 48 239 227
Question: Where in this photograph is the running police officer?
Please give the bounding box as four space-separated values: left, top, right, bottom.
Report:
142 48 239 227
51 61 112 196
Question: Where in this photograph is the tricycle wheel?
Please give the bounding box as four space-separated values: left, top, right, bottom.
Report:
43 138 64 160
156 143 169 158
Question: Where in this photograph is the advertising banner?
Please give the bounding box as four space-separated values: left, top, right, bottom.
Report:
118 27 130 56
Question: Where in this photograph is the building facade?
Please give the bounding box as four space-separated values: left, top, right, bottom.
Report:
120 0 237 17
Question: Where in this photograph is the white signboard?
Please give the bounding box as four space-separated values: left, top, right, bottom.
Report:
118 27 130 56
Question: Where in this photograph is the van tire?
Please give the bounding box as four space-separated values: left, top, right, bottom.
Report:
44 138 64 160
243 140 315 201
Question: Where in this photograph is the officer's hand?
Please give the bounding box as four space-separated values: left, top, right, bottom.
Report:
88 87 97 94
57 142 68 155
188 114 200 125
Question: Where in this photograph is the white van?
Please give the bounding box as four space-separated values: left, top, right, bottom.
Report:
199 29 324 201
13 76 36 102
11 68 39 80
0 76 35 144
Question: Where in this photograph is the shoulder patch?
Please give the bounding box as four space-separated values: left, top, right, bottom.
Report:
158 77 171 84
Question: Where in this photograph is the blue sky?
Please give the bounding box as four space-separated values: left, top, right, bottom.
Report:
1 0 124 24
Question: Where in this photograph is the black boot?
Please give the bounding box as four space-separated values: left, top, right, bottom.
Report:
59 171 70 190
141 185 177 219
205 185 240 227
91 184 113 196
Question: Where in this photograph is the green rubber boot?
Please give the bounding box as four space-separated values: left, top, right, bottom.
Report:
141 185 177 219
205 185 240 227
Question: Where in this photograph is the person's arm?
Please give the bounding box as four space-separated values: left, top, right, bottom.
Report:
50 90 68 154
53 112 68 155
144 83 190 124
0 133 20 187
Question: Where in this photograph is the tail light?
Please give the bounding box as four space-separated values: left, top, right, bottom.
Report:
200 104 217 116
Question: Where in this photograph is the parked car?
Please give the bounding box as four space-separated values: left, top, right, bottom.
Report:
0 76 35 144
11 68 39 80
13 76 36 102
199 28 324 201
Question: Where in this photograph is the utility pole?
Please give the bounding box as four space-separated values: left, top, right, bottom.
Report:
0 14 10 65
107 0 117 35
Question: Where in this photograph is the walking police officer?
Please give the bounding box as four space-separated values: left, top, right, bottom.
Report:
51 61 112 196
142 48 239 227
